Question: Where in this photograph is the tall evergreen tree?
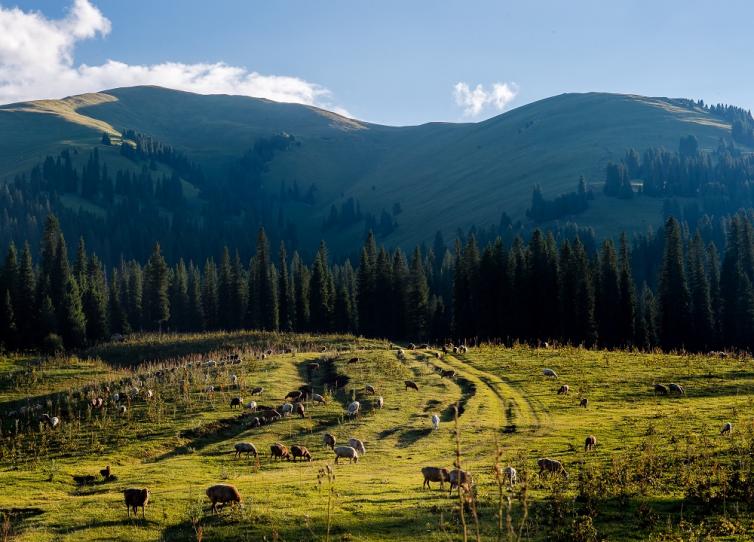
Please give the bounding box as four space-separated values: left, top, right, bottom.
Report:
309 242 334 332
617 234 637 345
82 254 109 343
356 232 377 336
658 217 691 349
278 243 295 332
143 243 170 331
596 240 621 347
202 259 219 330
687 232 713 350
407 247 430 340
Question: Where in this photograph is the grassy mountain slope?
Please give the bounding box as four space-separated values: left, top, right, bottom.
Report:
0 86 742 249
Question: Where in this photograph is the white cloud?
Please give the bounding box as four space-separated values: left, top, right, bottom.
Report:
0 0 347 114
453 81 518 117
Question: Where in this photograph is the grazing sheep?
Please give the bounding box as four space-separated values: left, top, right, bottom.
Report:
440 369 456 379
397 349 406 359
431 414 440 430
421 466 450 489
270 443 290 461
234 442 258 459
265 410 282 422
280 403 294 416
113 392 120 403
230 374 238 385
721 422 733 436
49 416 60 429
206 484 242 514
435 352 442 359
365 384 376 394
311 393 327 405
557 384 569 395
347 438 366 455
452 346 459 354
334 446 359 464
347 401 360 417
376 396 384 409
118 405 127 415
100 465 117 481
124 488 150 519
654 383 668 396
669 383 685 396
538 458 568 479
250 387 264 396
285 390 303 402
459 345 468 354
579 398 588 408
448 469 473 494
245 401 257 411
144 389 154 400
204 385 215 393
230 397 243 409
291 445 312 462
323 433 336 450
408 343 416 350
295 403 306 418
249 417 261 428
543 368 558 378
404 380 419 391
503 466 517 486
419 343 430 349
584 435 597 452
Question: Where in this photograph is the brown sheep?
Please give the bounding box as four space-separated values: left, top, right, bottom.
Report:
285 390 303 402
270 443 290 461
557 384 569 395
295 402 306 418
440 369 456 379
448 469 473 494
365 384 376 394
421 466 450 490
323 433 336 450
584 435 597 452
404 380 419 391
579 398 588 408
538 458 568 479
291 445 312 462
206 484 242 514
250 386 265 396
124 488 149 519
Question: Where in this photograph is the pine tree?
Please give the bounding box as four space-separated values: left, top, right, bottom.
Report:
231 251 248 329
82 254 109 343
637 284 658 349
218 247 234 329
278 243 295 331
0 289 16 349
143 243 170 331
407 247 430 339
707 243 722 347
596 240 621 347
169 259 190 331
125 261 143 332
687 232 713 350
59 273 86 349
658 217 691 349
108 269 129 334
617 234 637 346
292 252 310 330
16 243 37 346
309 242 334 332
187 263 205 331
356 232 377 336
391 249 409 339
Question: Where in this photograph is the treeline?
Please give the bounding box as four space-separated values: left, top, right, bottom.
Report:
4 212 754 353
527 178 592 222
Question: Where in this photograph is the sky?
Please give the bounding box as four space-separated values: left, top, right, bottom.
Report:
1 0 753 125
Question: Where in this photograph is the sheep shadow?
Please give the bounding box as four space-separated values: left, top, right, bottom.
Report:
55 518 159 534
397 427 433 448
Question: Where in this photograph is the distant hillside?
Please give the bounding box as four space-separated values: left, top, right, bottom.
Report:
0 86 748 260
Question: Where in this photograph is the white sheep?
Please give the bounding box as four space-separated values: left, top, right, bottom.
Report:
230 374 238 385
144 389 154 400
376 396 384 409
280 403 294 416
311 393 326 405
49 416 60 429
113 392 120 403
334 446 359 464
245 401 257 411
543 368 558 378
721 422 733 435
504 466 517 486
348 437 366 454
118 405 127 415
347 401 360 417
204 385 215 393
431 414 440 430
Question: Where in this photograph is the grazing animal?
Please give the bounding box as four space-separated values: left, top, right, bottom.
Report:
347 401 360 417
419 343 430 349
334 446 359 464
249 417 261 428
584 435 597 452
397 349 406 359
323 433 336 450
504 466 517 486
124 488 150 519
347 438 366 454
245 401 257 411
431 414 440 430
421 466 450 489
270 443 290 461
669 383 685 396
538 458 568 479
452 346 459 354
100 465 111 478
285 390 303 402
543 368 558 378
144 389 154 400
230 374 238 385
295 402 306 418
557 385 569 395
365 384 376 394
280 403 294 416
73 474 96 485
113 392 120 402
440 369 456 379
118 405 127 415
459 345 468 354
291 445 312 462
404 380 419 391
311 393 327 405
579 398 588 408
654 383 668 396
251 387 264 396
230 397 243 409
376 396 384 409
234 442 258 458
721 422 733 436
348 357 359 364
206 484 242 514
448 469 473 494
204 385 215 393
408 343 416 350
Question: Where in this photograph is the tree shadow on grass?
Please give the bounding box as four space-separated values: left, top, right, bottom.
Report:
397 427 433 448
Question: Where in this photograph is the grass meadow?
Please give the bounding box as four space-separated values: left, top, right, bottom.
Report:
1 333 753 541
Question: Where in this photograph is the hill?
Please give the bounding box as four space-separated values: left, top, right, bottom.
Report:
0 334 753 540
0 86 746 259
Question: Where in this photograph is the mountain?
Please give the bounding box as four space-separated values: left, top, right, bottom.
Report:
0 86 746 261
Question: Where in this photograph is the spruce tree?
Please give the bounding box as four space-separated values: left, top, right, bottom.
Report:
278 243 295 331
407 247 430 340
218 247 234 329
59 273 86 348
687 232 713 350
658 217 691 349
356 232 377 336
169 259 190 331
617 233 637 346
596 240 621 347
187 263 205 331
82 254 109 343
391 249 409 339
309 242 334 332
143 243 170 331
292 252 310 330
202 259 219 330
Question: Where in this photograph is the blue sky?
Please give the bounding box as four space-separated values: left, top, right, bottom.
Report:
2 0 753 125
